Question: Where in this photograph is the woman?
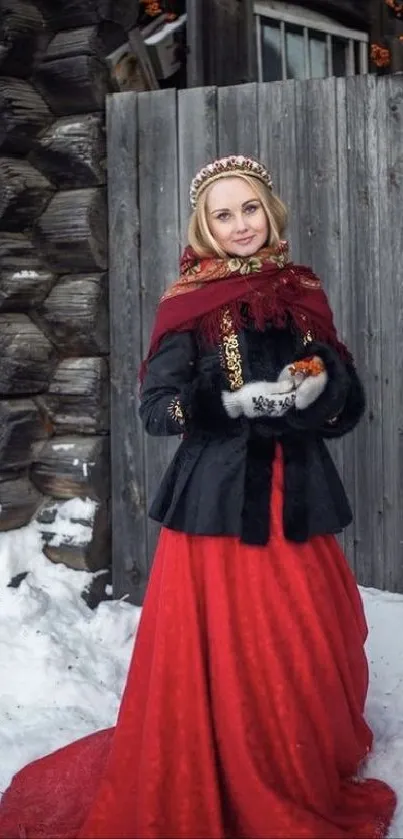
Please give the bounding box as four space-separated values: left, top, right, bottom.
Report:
0 155 396 838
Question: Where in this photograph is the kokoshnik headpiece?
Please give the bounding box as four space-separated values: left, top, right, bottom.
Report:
189 155 273 209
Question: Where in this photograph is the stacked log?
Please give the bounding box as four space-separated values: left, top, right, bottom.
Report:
0 0 138 577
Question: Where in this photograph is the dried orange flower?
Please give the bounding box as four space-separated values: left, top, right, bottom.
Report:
289 357 325 378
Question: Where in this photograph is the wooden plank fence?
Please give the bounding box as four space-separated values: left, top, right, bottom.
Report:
107 75 403 606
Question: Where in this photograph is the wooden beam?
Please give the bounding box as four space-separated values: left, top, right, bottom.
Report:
187 0 256 87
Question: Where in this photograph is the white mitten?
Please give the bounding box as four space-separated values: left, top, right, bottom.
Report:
222 380 296 419
277 363 305 390
294 370 328 410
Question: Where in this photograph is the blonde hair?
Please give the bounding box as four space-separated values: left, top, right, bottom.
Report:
187 174 288 258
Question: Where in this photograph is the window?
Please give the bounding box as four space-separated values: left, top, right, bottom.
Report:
254 1 369 81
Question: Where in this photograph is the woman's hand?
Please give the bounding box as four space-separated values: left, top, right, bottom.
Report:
278 357 328 411
222 380 296 419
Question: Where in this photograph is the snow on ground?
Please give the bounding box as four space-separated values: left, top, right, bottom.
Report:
0 521 402 835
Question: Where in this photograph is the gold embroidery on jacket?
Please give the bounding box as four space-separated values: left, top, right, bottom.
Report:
220 308 244 391
167 397 185 427
303 329 314 346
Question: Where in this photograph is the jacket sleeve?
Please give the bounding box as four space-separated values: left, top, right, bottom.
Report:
140 331 240 437
285 341 365 439
139 331 197 436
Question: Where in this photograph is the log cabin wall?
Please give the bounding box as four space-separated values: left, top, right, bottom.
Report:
0 0 138 583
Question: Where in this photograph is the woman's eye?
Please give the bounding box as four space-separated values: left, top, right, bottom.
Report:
245 204 258 214
216 211 231 221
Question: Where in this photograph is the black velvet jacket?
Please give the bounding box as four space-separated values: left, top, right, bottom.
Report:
139 315 365 545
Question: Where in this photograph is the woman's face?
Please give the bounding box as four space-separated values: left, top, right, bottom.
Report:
206 177 269 257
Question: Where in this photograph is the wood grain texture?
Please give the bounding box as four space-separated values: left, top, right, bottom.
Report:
0 0 45 78
31 435 110 500
0 78 51 154
0 232 55 311
41 356 109 434
0 156 54 232
38 273 109 354
258 79 301 259
137 89 181 567
107 90 147 605
34 187 107 272
0 313 55 395
177 86 218 243
378 75 403 591
218 83 259 158
0 398 47 475
344 75 384 587
0 476 43 531
30 113 106 189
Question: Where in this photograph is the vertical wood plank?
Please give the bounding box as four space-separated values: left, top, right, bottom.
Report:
334 76 353 562
217 83 259 158
137 89 182 570
258 79 301 260
106 91 147 606
177 86 218 243
295 77 349 551
294 79 313 268
345 74 384 588
186 0 205 87
378 75 403 591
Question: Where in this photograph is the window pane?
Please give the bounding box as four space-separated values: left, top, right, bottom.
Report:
285 24 305 80
261 21 282 82
332 36 347 76
309 31 327 78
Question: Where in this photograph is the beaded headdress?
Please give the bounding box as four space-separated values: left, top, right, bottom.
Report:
189 155 273 209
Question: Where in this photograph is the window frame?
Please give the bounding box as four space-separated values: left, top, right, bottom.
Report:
254 1 369 81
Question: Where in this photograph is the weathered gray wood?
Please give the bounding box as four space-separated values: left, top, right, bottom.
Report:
30 113 106 188
0 313 55 395
0 157 54 231
37 0 138 31
31 435 110 500
0 476 43 531
43 25 104 61
334 76 352 561
177 86 218 243
107 90 147 606
38 273 109 354
344 75 384 587
0 233 55 311
298 77 348 550
0 78 51 154
137 89 181 568
0 399 47 475
378 76 403 592
186 0 255 87
34 188 107 272
40 357 109 434
36 497 110 571
294 0 367 28
186 0 204 87
35 54 110 116
0 0 45 78
258 79 301 259
218 83 259 158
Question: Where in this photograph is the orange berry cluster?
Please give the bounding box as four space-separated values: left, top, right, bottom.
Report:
289 357 325 378
141 0 163 16
370 43 391 67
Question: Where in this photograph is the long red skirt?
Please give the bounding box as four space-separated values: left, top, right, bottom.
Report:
0 452 396 838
